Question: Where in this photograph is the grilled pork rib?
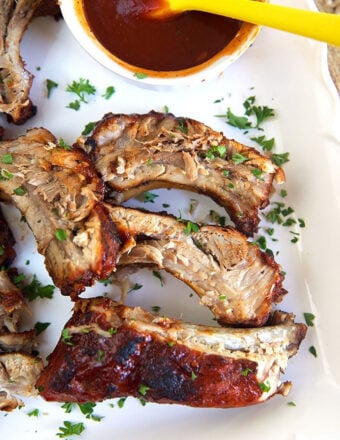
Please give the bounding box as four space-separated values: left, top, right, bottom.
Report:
0 0 42 124
0 128 120 298
108 205 285 327
78 112 285 236
0 269 42 411
37 297 306 408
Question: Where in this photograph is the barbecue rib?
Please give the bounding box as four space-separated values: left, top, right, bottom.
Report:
0 128 120 298
78 112 285 236
37 297 306 408
0 206 16 267
108 205 285 327
0 0 42 124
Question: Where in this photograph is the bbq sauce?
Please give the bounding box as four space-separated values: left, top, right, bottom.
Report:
82 0 242 72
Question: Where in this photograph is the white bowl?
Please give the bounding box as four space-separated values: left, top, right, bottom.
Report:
59 0 262 88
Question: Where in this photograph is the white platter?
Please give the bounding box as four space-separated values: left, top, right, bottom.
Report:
1 0 340 439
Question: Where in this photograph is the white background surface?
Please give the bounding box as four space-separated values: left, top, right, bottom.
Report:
1 0 340 438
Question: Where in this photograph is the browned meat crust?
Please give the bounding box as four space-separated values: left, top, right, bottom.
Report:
0 0 42 124
0 270 27 332
78 111 285 236
36 297 306 408
0 128 120 298
108 205 285 327
0 206 16 268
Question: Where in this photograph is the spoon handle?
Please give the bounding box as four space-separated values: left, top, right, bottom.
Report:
171 0 340 46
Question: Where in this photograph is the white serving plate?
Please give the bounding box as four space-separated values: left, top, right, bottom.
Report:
1 0 339 438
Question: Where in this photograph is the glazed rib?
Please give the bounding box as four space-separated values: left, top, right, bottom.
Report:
108 205 285 327
37 297 306 408
78 111 285 236
0 0 42 124
0 128 120 298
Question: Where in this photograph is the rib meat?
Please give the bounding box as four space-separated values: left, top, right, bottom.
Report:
0 205 16 267
0 0 42 124
36 297 306 408
0 270 26 332
78 112 285 236
0 128 120 298
0 352 43 411
108 205 285 327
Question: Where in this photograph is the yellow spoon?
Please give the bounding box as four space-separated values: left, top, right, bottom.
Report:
148 0 340 46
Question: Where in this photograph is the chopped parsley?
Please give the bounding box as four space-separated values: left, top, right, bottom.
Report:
141 191 158 203
241 367 253 377
288 401 296 407
191 371 197 381
46 79 58 98
66 78 96 103
13 186 26 196
61 328 74 346
58 138 72 150
128 283 143 293
34 321 50 336
27 408 39 417
231 153 249 164
1 153 13 164
205 145 227 160
81 121 96 136
309 345 317 357
102 86 115 99
258 381 271 392
251 135 275 151
23 275 54 301
57 421 85 438
151 305 161 313
138 384 150 396
117 397 127 408
134 72 148 79
78 402 103 421
163 105 170 113
152 270 165 286
66 78 96 110
220 108 252 129
271 152 290 166
56 228 67 241
97 349 104 363
177 117 188 134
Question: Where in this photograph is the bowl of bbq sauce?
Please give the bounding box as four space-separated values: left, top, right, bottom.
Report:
60 0 262 87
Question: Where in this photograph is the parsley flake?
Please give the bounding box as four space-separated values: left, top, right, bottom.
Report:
46 79 58 98
66 78 96 103
23 275 54 301
34 321 50 335
56 228 67 241
102 86 115 99
309 345 317 357
62 328 74 346
138 384 150 396
1 153 13 164
81 121 96 136
57 421 85 438
134 72 148 79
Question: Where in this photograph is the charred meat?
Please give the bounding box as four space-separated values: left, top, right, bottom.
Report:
0 206 16 267
0 0 42 124
0 128 120 298
37 297 306 408
78 112 285 236
108 205 285 327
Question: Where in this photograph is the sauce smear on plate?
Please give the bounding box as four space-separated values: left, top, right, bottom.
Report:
82 0 242 72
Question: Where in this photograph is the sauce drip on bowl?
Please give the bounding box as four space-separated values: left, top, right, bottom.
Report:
82 0 242 72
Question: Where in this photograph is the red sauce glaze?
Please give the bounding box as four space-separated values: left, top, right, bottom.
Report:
37 302 263 407
82 0 242 71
